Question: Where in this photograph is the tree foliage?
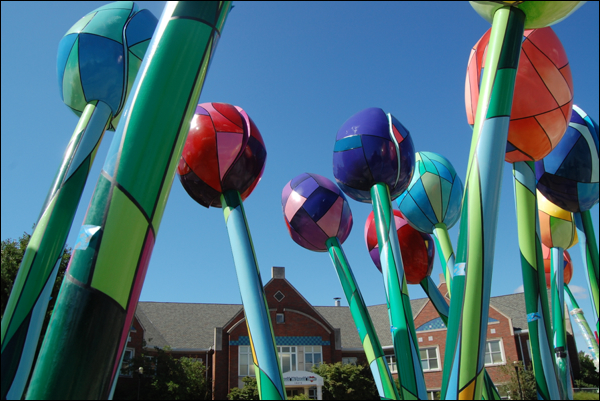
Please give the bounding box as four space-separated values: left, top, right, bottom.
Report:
227 376 259 400
1 230 70 337
498 360 537 400
311 362 379 400
574 351 599 389
115 346 211 400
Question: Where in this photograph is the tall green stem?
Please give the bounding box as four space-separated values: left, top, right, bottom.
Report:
551 247 572 400
25 3 231 398
1 101 111 400
327 237 400 400
370 183 426 400
443 7 525 400
511 161 560 400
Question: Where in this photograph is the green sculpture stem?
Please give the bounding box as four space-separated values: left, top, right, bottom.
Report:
25 2 232 399
564 285 599 363
1 100 111 400
326 237 400 400
574 211 599 336
512 161 560 400
550 247 572 400
442 6 526 400
370 183 426 400
432 223 455 298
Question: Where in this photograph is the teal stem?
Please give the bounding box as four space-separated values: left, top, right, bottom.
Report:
551 247 572 400
1 101 111 400
222 190 285 400
512 161 560 400
370 183 426 400
443 6 525 400
326 237 400 400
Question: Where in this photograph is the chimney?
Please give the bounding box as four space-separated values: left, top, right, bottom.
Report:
334 297 341 307
439 273 446 284
272 266 285 279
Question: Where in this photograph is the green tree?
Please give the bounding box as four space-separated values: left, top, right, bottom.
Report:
1 230 70 338
311 362 379 400
574 351 599 389
498 360 537 400
227 376 259 400
116 346 211 400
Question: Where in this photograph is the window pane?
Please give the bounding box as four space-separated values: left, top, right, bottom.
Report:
420 349 427 359
283 347 290 353
282 354 291 373
314 353 321 364
292 354 297 371
429 358 438 370
492 352 503 364
428 348 436 358
305 354 313 364
292 347 296 352
485 354 492 365
421 360 430 370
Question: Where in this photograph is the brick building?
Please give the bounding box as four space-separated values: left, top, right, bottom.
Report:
117 266 578 399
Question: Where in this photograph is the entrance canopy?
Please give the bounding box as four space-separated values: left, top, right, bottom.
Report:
282 371 324 400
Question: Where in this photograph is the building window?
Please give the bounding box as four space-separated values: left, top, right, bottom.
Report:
420 347 440 371
303 346 322 372
120 348 135 377
239 346 255 377
276 313 285 324
277 346 298 373
484 339 505 366
386 355 397 373
342 357 357 365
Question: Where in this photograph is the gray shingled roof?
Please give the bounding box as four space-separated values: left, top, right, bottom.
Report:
138 302 242 350
490 293 528 331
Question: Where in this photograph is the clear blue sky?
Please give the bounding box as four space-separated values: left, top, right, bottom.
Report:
1 2 598 356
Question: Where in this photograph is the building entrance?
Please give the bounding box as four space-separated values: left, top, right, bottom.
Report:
282 371 324 400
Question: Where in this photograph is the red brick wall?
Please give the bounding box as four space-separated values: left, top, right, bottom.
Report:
411 283 517 390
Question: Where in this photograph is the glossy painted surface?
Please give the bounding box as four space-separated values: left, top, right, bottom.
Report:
536 105 600 213
281 173 352 251
365 209 434 284
466 26 573 163
538 190 578 250
443 7 525 400
57 1 157 130
542 246 573 287
333 107 415 203
222 190 285 400
26 2 231 399
511 161 560 400
178 102 267 208
370 183 426 400
326 237 400 400
469 1 584 29
565 285 599 362
397 152 463 234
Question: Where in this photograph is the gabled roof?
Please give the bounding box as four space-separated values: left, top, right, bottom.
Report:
138 302 242 351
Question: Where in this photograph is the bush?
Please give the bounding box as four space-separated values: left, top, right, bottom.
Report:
228 377 259 400
311 362 379 400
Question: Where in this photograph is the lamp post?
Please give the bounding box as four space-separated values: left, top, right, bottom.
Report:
514 361 523 400
137 366 144 400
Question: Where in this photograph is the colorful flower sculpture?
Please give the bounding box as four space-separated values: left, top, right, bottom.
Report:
282 173 352 252
282 173 399 400
178 102 286 400
333 107 415 203
178 102 267 208
2 3 158 400
466 26 573 163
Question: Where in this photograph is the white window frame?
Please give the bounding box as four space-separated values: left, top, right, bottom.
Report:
239 345 255 377
385 355 397 373
120 347 135 377
277 346 299 373
420 346 441 372
303 346 322 372
342 357 357 365
484 338 506 367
